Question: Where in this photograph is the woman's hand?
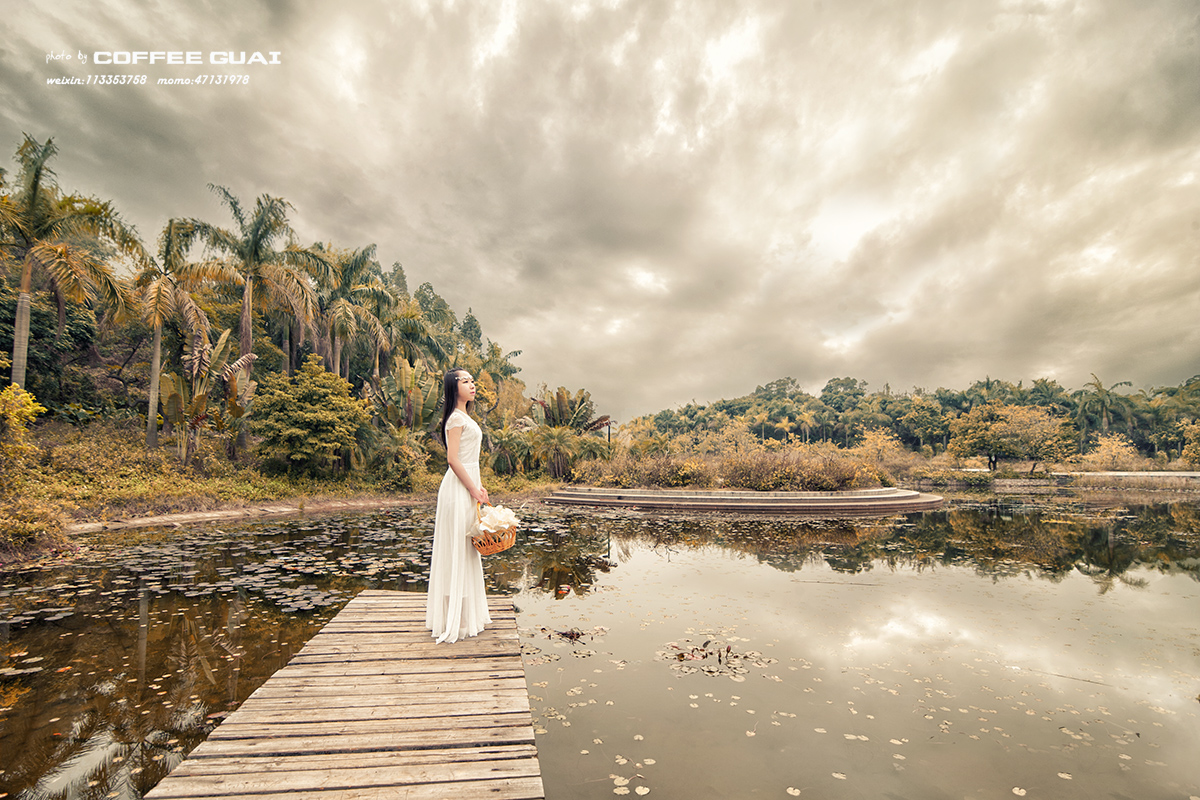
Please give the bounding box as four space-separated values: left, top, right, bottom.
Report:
471 485 491 506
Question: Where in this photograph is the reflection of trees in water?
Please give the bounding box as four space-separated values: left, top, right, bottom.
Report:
509 502 1200 589
502 519 614 599
879 508 1081 577
1077 527 1148 593
0 580 325 800
1075 502 1200 588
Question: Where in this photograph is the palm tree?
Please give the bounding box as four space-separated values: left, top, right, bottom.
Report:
532 425 580 479
475 340 522 416
134 218 217 448
1080 374 1132 438
1026 377 1075 416
190 185 328 375
489 424 533 475
1 135 142 388
314 243 391 381
743 410 770 442
381 297 446 374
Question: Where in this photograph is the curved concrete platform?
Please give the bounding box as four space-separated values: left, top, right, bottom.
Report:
545 486 944 517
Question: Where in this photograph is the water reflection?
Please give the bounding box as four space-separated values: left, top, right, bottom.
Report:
517 503 1200 800
0 500 1197 799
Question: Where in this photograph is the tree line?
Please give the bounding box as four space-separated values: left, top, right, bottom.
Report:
632 372 1200 469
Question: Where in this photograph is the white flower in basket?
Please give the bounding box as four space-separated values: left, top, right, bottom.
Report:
471 503 520 555
479 503 520 532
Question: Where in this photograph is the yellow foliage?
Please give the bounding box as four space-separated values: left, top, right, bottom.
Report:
0 495 64 552
1082 433 1142 471
0 384 46 495
1182 425 1200 467
572 444 885 491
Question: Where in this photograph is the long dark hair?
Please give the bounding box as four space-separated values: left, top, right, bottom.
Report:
437 368 475 446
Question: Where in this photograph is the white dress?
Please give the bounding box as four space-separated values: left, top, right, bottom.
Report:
425 409 492 643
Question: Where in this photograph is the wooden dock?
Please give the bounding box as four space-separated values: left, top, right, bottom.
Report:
146 590 544 800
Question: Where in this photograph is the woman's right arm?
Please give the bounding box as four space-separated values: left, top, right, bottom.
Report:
445 424 490 505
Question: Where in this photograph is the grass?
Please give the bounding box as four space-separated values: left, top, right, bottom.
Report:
24 421 382 521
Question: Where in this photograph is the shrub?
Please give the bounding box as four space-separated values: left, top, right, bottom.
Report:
645 456 716 488
0 385 64 553
252 355 373 476
1082 433 1142 471
721 451 785 490
0 495 64 554
573 445 883 491
368 427 430 491
913 468 994 488
719 445 883 491
571 452 644 488
0 384 46 495
1181 425 1200 467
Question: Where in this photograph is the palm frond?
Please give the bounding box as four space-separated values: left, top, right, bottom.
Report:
30 241 130 325
222 352 257 380
283 242 334 284
327 297 359 338
207 184 246 232
173 283 211 341
140 275 174 326
15 135 58 202
189 219 242 264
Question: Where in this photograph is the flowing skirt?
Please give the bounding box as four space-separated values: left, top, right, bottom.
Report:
425 463 491 643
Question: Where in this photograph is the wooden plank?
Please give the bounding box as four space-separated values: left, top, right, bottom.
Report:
247 671 528 688
163 754 543 783
210 710 533 731
220 695 530 714
146 776 546 800
258 672 527 689
146 590 544 800
277 661 525 677
204 701 530 724
190 727 536 756
178 744 539 769
220 694 530 714
282 633 520 649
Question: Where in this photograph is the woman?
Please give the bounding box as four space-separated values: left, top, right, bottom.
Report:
425 368 492 643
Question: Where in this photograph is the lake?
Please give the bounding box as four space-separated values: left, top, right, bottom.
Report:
1 497 1198 799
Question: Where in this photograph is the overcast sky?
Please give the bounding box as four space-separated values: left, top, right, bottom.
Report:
3 0 1199 422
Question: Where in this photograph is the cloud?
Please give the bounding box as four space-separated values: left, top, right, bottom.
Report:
3 0 1199 421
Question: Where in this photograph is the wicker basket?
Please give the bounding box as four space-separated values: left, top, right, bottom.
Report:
471 525 517 555
470 504 518 555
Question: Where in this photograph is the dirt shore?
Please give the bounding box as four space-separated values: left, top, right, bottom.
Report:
64 487 559 534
